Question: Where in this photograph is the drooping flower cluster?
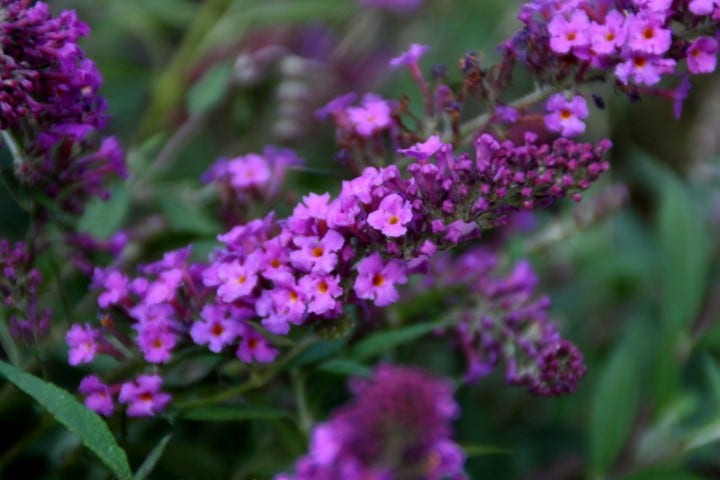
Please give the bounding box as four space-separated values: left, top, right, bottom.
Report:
506 0 719 116
0 0 126 214
0 240 51 344
424 248 586 395
276 365 466 480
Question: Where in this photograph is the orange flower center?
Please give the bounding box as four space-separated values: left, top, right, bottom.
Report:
372 274 385 287
311 246 324 257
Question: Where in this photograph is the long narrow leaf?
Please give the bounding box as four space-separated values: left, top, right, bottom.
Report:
0 360 132 480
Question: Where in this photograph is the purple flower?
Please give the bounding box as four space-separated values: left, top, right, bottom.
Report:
118 374 172 417
588 10 627 55
79 375 114 417
626 13 672 55
136 322 176 364
354 253 407 307
299 274 343 315
191 305 240 353
688 0 719 15
547 10 590 54
544 94 589 138
227 153 271 189
66 324 100 366
396 134 447 160
216 253 261 302
389 43 430 68
687 36 718 74
290 230 345 274
615 54 676 86
367 193 414 237
236 325 278 363
346 94 393 137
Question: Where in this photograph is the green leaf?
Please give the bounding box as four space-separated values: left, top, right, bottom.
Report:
157 187 221 235
351 320 452 361
0 360 131 480
133 433 173 480
77 182 130 238
623 467 704 480
588 337 641 475
186 61 233 115
633 150 710 331
179 404 290 422
705 355 720 403
318 359 372 377
461 444 513 457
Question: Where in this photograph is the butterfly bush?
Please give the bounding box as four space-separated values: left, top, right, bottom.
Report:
61 0 720 421
0 1 716 477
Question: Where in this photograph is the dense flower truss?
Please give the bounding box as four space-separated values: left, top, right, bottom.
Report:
70 130 609 415
506 0 720 115
276 365 466 480
0 0 126 214
425 248 586 395
0 240 50 344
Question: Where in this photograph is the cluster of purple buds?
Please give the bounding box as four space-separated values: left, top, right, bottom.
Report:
428 248 586 396
0 240 51 344
507 0 719 117
203 146 303 226
276 365 466 480
1 0 126 215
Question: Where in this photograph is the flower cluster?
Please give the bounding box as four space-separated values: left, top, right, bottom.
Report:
1 0 126 215
78 374 171 417
67 128 607 414
203 146 303 226
276 365 466 480
426 248 586 395
0 240 51 345
507 0 719 115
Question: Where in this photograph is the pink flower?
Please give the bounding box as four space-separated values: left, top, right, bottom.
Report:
588 11 627 55
544 94 588 138
397 134 447 160
95 269 128 308
687 37 718 74
354 253 408 307
615 54 676 85
66 323 99 365
79 375 114 417
290 230 345 273
144 268 183 304
299 274 343 315
136 322 176 364
190 305 240 353
688 0 719 15
367 193 414 237
346 94 393 137
389 43 430 68
236 325 278 363
256 284 307 335
292 192 331 221
547 10 590 54
216 253 261 302
626 14 671 55
118 374 172 417
227 153 271 189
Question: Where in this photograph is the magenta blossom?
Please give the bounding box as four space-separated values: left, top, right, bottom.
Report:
66 323 100 365
544 94 588 138
615 54 676 86
547 10 590 54
367 193 414 237
389 43 430 68
118 374 172 417
687 37 718 74
236 325 278 363
346 94 393 137
191 305 240 353
79 375 114 417
354 253 408 307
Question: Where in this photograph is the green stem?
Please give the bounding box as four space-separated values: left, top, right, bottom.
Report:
291 369 312 435
459 85 556 142
174 337 318 410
